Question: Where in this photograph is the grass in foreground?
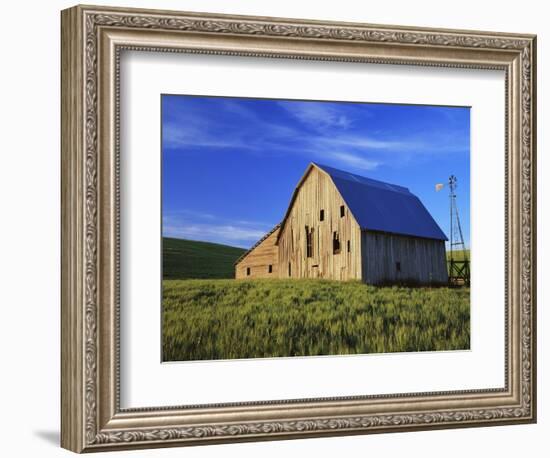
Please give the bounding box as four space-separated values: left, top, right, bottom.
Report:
162 237 246 279
162 279 470 361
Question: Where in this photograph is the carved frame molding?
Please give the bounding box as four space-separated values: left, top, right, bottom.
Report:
61 4 536 453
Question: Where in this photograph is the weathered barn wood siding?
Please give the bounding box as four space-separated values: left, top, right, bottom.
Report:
277 167 362 280
361 231 448 285
235 227 279 279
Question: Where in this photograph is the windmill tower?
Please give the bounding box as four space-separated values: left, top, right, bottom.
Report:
437 175 470 286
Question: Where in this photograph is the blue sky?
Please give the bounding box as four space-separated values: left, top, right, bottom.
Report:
162 95 470 249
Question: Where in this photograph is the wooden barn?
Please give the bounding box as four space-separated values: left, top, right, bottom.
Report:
235 163 448 285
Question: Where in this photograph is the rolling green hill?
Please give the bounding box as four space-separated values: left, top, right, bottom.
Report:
163 237 246 280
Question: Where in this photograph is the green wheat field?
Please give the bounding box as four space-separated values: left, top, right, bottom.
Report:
161 238 470 361
162 279 470 361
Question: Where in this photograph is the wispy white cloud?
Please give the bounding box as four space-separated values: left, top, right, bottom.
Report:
163 209 216 220
163 123 252 150
163 99 300 152
164 223 266 246
329 152 380 171
316 135 416 151
163 98 468 174
164 101 384 171
218 99 260 120
162 212 275 248
277 101 354 130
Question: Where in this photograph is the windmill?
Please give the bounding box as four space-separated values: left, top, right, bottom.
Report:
436 175 470 286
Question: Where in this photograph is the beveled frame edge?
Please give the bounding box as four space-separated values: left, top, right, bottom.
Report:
60 4 537 453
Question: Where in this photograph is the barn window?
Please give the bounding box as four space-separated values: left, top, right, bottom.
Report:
396 262 401 272
268 264 273 273
333 232 341 254
340 205 345 217
347 240 351 252
320 209 325 221
246 267 251 276
305 225 314 258
288 263 292 277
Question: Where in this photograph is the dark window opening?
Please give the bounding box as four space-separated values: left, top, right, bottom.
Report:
288 262 291 277
333 232 341 254
340 205 345 217
246 267 251 276
347 240 351 253
396 262 401 272
268 264 273 273
320 209 325 221
305 225 314 258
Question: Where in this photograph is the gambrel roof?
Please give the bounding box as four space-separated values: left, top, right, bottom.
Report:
277 163 447 242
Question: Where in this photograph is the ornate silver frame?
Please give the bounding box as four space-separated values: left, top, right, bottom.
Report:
61 4 537 453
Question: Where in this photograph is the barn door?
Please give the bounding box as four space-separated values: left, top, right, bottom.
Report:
311 265 320 278
308 225 320 278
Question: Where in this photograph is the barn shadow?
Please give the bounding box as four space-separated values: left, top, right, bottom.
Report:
374 278 463 289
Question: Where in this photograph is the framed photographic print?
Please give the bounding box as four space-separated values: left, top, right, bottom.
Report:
61 4 537 453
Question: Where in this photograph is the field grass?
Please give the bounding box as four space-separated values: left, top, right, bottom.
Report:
163 237 246 279
162 279 470 361
446 249 470 261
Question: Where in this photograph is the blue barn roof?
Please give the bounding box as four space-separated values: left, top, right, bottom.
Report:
314 163 448 241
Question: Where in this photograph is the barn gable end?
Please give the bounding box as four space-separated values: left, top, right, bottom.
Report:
234 225 280 279
276 165 363 281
